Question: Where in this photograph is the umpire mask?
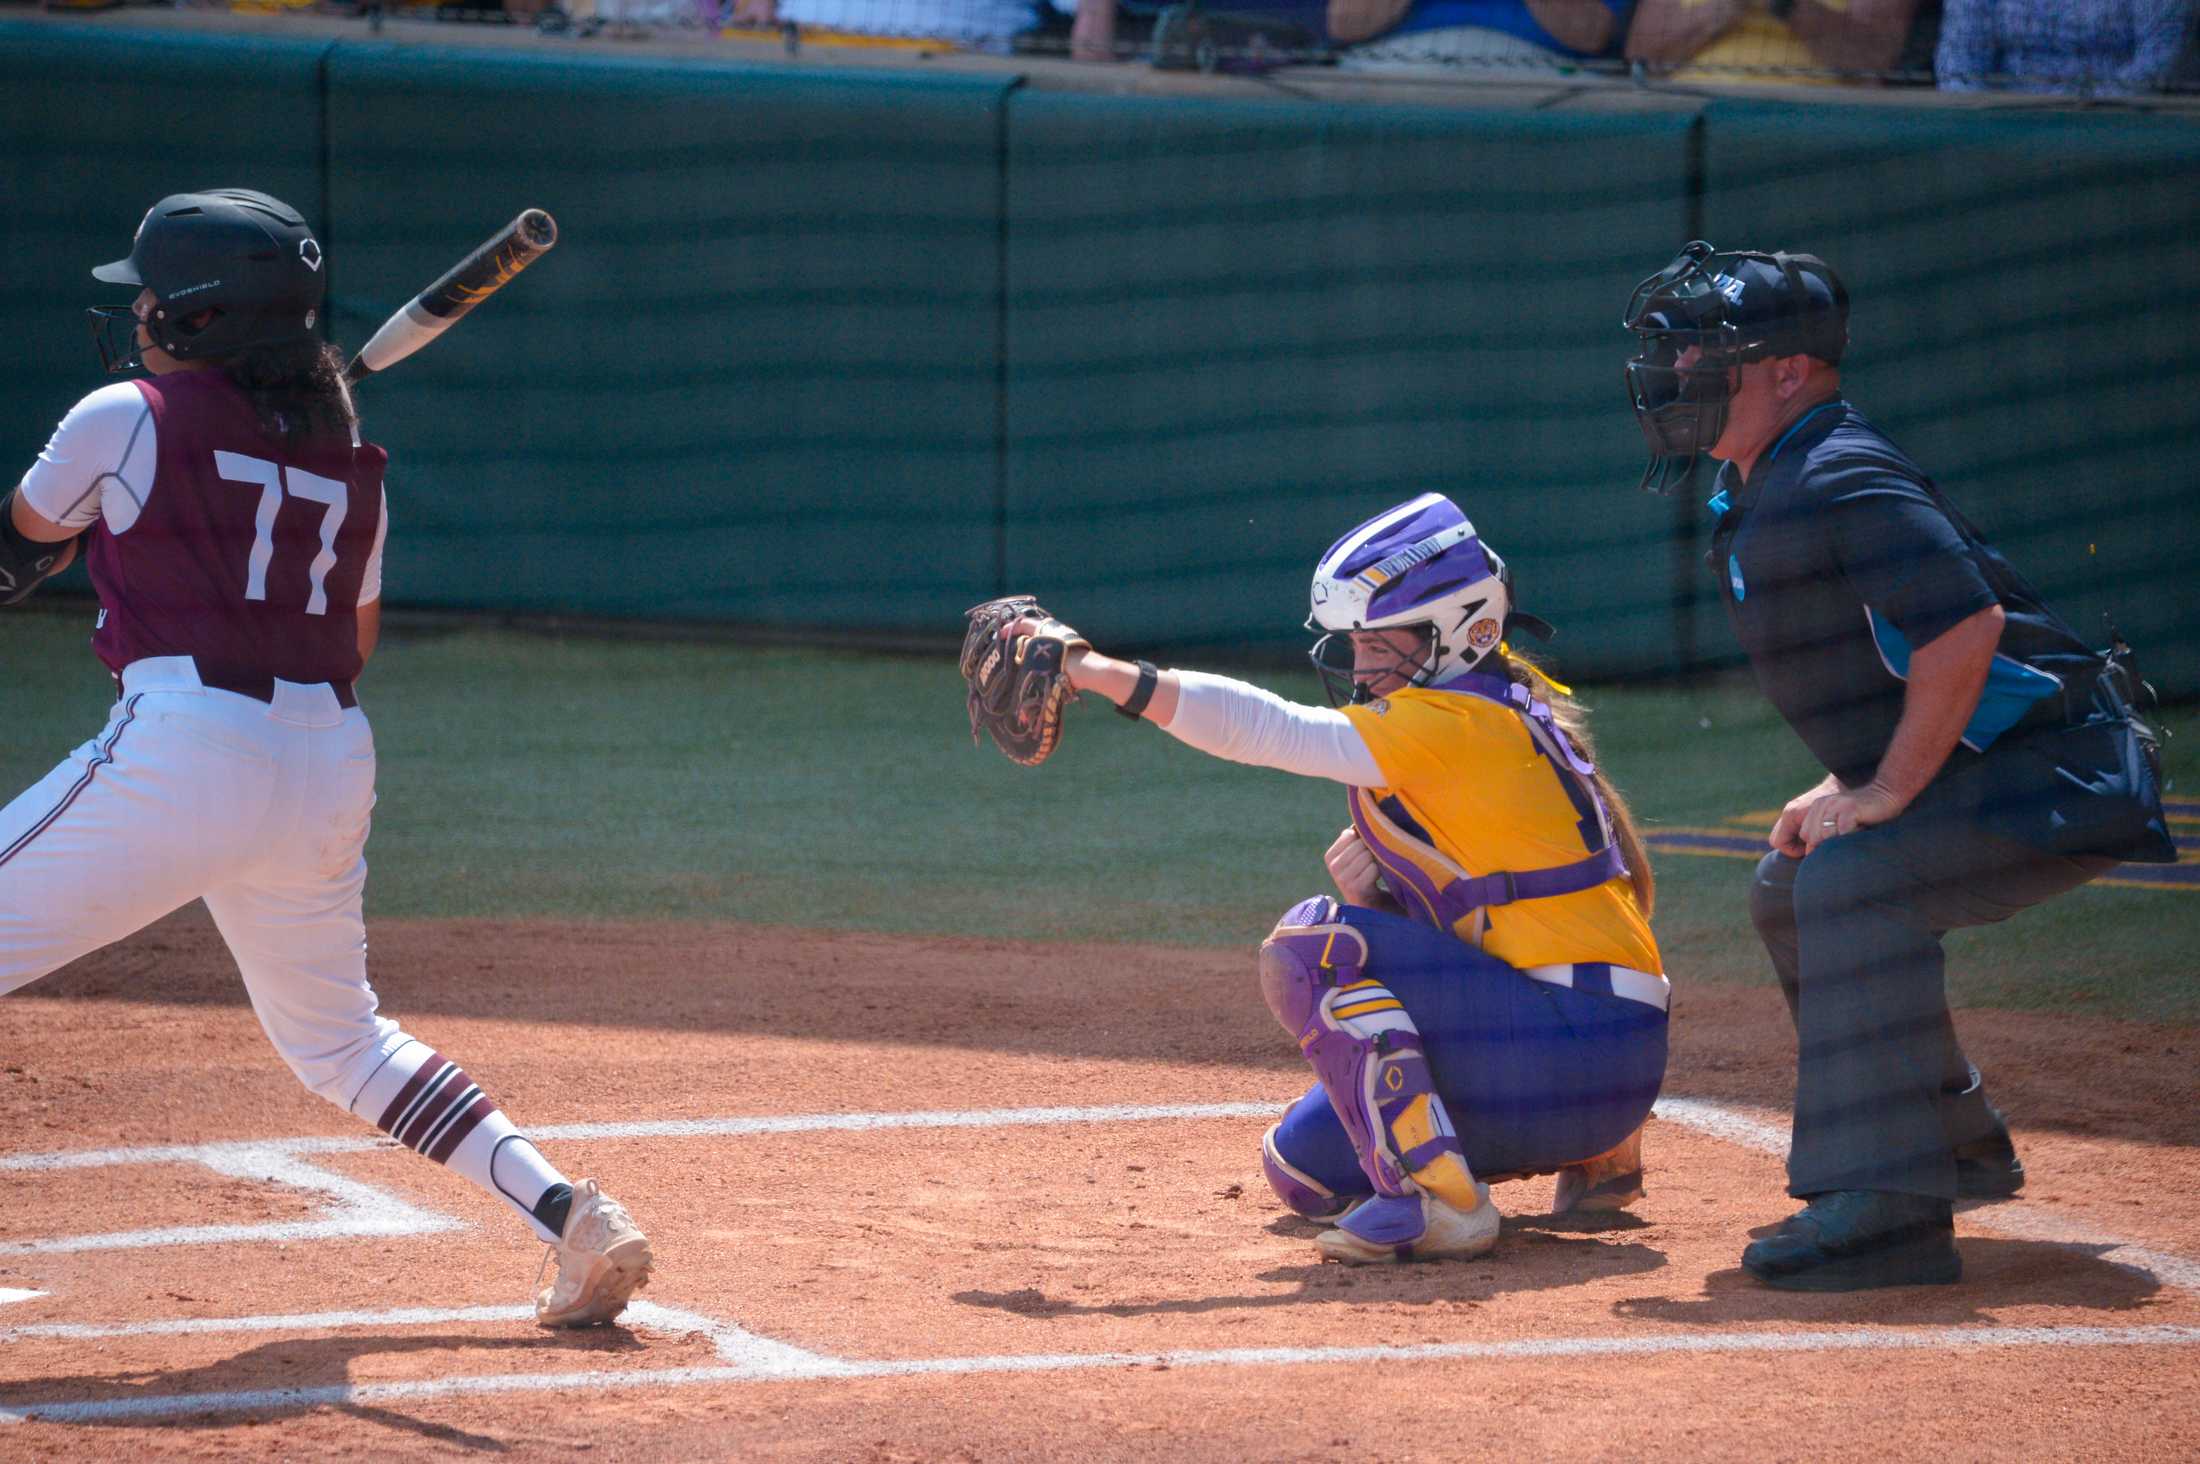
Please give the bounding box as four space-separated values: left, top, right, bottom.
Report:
1622 241 1848 495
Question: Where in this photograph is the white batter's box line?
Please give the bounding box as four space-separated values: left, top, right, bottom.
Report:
1650 1096 2200 1298
0 1107 1278 1261
0 1134 381 1173
0 1298 836 1376
3 1099 2191 1293
0 1104 1283 1177
5 1323 2199 1426
525 1102 1284 1144
0 1143 459 1258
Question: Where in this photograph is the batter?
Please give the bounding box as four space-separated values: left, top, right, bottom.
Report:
0 188 652 1326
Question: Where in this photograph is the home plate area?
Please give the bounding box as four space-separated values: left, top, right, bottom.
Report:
3 1098 2198 1456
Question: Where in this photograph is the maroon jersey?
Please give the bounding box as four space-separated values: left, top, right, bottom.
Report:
84 371 388 686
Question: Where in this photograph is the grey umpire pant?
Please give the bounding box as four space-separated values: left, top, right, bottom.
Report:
1749 796 2113 1200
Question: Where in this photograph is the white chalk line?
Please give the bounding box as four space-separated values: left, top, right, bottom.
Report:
0 1299 832 1372
0 1144 459 1257
0 1292 43 1308
0 1103 1284 1176
4 1321 2197 1425
4 1098 2191 1295
1651 1097 2200 1297
0 1105 1274 1258
3 1095 2197 1425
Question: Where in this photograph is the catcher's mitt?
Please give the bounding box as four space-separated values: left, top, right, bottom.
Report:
961 595 1089 766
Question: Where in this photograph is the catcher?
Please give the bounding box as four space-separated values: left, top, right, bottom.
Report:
963 493 1667 1262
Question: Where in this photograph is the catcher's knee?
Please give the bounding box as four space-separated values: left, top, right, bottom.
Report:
1261 1121 1350 1221
1257 896 1365 1038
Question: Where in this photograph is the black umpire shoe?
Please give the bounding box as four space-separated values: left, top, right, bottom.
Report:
1953 1109 2025 1199
1741 1191 1961 1291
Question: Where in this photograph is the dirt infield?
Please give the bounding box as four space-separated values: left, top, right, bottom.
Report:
3 910 2197 1459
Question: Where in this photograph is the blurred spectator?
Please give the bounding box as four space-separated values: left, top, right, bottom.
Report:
735 0 1043 47
1891 0 1941 79
2176 7 2200 86
1068 0 1622 63
1070 0 1327 60
1342 0 1632 68
1626 0 1921 81
1936 0 2197 94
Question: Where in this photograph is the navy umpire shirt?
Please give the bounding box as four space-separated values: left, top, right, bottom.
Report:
1706 398 2100 790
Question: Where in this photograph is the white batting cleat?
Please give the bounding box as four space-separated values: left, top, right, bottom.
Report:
535 1179 653 1328
1315 1184 1499 1264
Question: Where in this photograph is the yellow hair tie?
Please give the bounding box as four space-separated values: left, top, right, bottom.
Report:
1500 641 1573 697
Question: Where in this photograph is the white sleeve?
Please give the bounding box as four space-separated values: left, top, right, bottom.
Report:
19 382 158 533
357 488 389 606
1160 670 1385 786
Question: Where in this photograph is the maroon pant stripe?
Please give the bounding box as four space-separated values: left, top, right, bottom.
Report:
425 1095 496 1165
0 695 143 872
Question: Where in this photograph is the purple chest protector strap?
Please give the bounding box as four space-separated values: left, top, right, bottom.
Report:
1348 672 1627 941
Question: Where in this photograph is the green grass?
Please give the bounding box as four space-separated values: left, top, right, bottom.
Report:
5 605 2194 1021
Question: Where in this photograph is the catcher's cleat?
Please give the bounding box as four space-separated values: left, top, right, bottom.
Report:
1315 1185 1499 1264
1554 1167 1645 1214
535 1179 653 1328
1553 1124 1646 1214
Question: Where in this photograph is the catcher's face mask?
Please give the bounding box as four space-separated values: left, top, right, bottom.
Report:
1310 626 1436 707
1623 241 1848 495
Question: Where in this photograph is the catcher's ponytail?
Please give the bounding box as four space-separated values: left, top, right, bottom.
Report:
1498 647 1655 919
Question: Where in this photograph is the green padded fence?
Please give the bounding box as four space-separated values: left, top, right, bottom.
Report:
3 20 2195 691
0 25 327 537
322 48 1014 628
1002 92 1694 670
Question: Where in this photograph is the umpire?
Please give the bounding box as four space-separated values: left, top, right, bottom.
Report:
1621 242 2176 1290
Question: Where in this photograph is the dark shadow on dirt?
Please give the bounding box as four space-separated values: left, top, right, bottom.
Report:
1608 1237 2165 1328
953 1231 1667 1319
0 1327 653 1440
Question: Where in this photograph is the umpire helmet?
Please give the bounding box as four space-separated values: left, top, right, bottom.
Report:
1622 241 1848 494
1306 493 1552 706
90 189 325 373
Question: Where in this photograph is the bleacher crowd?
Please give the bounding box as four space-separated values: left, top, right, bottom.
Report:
32 0 2200 92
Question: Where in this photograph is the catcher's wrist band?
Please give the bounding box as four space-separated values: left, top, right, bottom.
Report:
1117 660 1160 720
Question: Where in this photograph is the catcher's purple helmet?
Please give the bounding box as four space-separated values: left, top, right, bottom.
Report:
1307 493 1534 704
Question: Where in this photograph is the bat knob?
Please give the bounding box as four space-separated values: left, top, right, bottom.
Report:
520 209 559 250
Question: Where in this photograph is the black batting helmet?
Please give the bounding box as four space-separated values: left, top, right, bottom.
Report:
89 189 326 373
1621 241 1849 494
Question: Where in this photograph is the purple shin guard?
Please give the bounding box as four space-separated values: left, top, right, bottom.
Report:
1257 897 1469 1205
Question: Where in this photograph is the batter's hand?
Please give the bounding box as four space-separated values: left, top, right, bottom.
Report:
1798 782 1906 854
1325 826 1385 907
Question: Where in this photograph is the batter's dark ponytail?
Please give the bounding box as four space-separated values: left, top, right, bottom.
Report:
224 338 360 449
